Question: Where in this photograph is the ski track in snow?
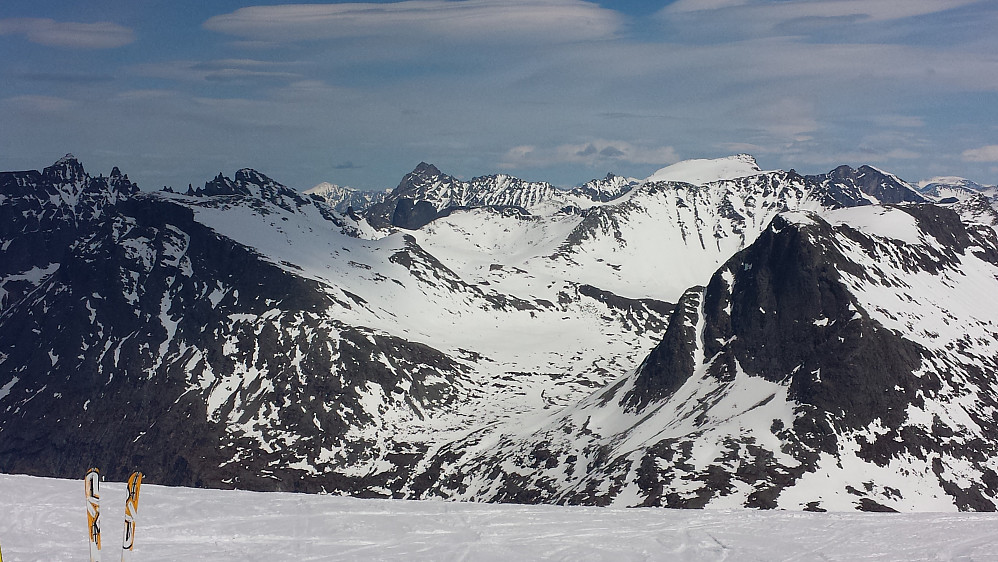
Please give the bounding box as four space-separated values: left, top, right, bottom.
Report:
2 474 997 561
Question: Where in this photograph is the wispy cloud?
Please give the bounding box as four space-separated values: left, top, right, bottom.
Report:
962 145 998 162
203 0 623 45
663 0 981 23
130 59 302 83
17 72 115 84
0 18 134 49
500 140 679 169
871 115 926 129
3 94 78 112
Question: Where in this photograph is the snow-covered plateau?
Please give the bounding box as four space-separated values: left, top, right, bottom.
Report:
1 473 997 561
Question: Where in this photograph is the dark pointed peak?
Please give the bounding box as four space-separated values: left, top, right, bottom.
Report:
411 162 442 177
828 164 856 178
234 168 275 186
393 162 453 194
43 153 87 183
187 171 245 197
105 166 139 196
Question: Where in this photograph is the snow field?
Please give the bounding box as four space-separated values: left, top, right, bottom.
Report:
2 474 996 561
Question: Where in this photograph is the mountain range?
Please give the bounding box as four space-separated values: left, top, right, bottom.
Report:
1 153 996 511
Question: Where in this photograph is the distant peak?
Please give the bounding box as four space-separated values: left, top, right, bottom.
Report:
646 154 763 185
305 181 351 195
43 153 86 182
235 168 271 184
919 176 968 188
412 162 442 176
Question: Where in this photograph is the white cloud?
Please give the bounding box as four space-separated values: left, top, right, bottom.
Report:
0 18 134 49
872 115 926 129
203 0 622 44
129 60 302 83
3 95 78 112
792 147 922 167
742 97 819 140
500 140 679 169
662 0 980 23
962 145 998 162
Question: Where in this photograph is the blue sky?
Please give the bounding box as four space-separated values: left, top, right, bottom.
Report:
2 0 997 191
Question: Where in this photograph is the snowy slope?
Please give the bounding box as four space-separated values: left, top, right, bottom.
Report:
413 163 925 305
414 169 825 304
2 474 997 562
645 154 764 184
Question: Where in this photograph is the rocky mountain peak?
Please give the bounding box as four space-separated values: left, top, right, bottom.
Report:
189 172 243 197
43 153 87 184
411 161 442 177
234 168 273 186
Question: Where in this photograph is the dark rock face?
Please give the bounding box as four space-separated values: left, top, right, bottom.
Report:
0 155 137 311
623 287 701 410
697 213 926 430
808 165 927 208
365 162 463 229
391 198 445 230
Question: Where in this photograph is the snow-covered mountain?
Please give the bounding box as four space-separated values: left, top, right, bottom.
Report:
917 176 998 227
918 176 997 200
406 205 998 511
364 162 640 230
0 154 138 312
1 154 995 512
0 156 670 491
304 181 390 214
645 153 763 184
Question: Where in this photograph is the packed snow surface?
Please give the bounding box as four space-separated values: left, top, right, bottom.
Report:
2 474 997 561
645 154 763 185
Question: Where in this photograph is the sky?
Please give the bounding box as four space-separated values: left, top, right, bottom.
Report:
2 0 997 192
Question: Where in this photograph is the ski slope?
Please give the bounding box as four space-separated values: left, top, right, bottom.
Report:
1 474 996 561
